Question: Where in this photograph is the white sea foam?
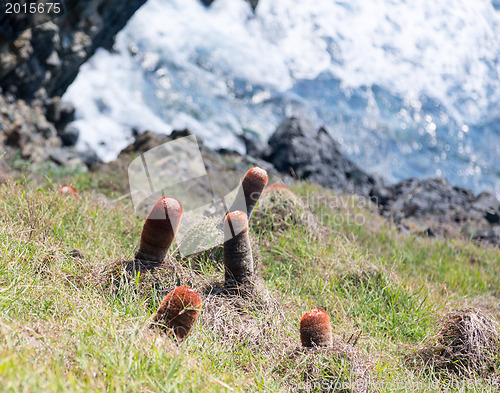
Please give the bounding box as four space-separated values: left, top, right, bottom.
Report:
64 0 500 197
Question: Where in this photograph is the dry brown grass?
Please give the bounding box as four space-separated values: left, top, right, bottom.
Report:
274 334 374 393
410 308 500 377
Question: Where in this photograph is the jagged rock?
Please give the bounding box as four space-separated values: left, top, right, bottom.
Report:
263 117 380 195
58 125 79 147
0 0 147 167
371 177 500 244
0 94 60 161
377 178 500 224
0 0 147 100
261 117 500 246
473 228 500 245
44 96 76 130
472 191 500 224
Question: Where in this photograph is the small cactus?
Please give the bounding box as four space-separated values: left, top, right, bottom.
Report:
300 309 333 348
59 185 80 198
135 197 183 266
230 167 268 219
223 210 254 286
152 286 202 340
264 183 289 192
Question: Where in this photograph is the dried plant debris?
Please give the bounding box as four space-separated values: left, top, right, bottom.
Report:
200 280 285 350
276 335 374 393
410 308 500 376
96 254 202 301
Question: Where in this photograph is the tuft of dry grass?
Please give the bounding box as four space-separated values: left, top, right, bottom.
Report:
410 308 500 376
275 334 374 393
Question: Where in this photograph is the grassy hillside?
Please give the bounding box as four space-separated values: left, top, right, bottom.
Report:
1 163 500 392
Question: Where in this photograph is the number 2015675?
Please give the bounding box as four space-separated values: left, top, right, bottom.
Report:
4 2 62 14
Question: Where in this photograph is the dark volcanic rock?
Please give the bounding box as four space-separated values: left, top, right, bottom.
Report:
0 93 88 167
0 0 147 100
58 125 79 147
373 177 500 242
377 178 500 222
0 94 59 161
262 116 500 246
0 0 146 166
44 96 76 131
263 117 380 195
473 228 500 245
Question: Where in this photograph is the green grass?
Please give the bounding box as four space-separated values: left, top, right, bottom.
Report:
0 166 500 392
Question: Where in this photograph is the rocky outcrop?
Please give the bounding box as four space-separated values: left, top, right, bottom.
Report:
0 0 146 167
371 178 500 242
0 92 97 167
95 129 278 198
262 117 381 196
262 117 500 246
0 0 147 100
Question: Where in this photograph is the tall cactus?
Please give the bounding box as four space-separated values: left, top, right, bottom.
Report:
223 210 254 287
152 286 202 341
135 197 183 266
229 167 268 219
300 309 333 348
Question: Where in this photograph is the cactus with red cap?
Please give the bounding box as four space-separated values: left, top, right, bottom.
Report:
59 185 80 198
229 166 268 219
152 286 202 340
300 309 333 348
223 210 254 286
135 197 183 266
264 183 289 192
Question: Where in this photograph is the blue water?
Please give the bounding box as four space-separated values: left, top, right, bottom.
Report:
63 0 500 198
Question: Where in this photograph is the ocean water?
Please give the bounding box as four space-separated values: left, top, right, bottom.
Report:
63 0 500 198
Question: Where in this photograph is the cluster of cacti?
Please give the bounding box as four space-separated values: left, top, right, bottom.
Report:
132 167 330 346
134 167 266 340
